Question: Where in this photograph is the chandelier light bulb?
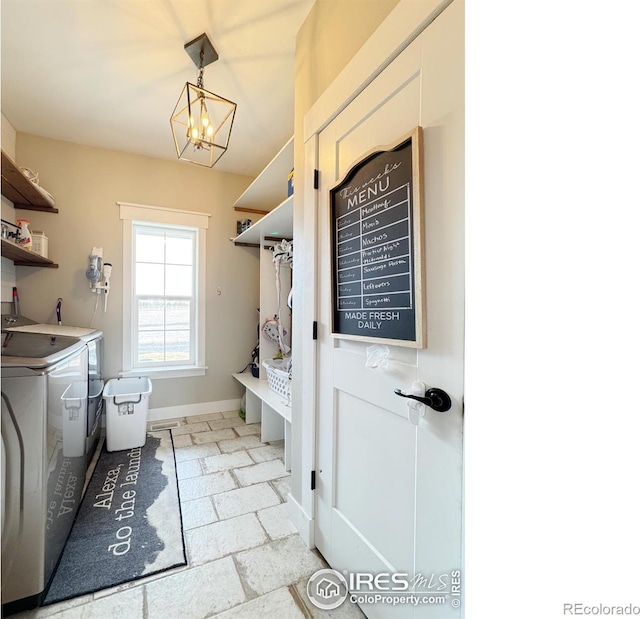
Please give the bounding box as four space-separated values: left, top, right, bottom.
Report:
200 99 210 131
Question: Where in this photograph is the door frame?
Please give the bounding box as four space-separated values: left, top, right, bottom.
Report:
290 0 456 547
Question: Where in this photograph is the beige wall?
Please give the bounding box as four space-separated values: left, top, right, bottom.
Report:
295 0 400 118
1 115 18 306
1 113 17 160
292 0 400 263
289 0 399 507
13 134 258 409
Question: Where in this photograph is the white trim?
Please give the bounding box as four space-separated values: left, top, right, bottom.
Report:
294 135 319 541
132 224 198 368
119 366 207 380
122 220 133 372
119 201 210 229
304 0 453 140
120 201 207 375
148 398 241 422
286 492 315 548
195 222 207 369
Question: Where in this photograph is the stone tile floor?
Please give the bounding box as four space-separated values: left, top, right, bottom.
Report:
14 411 365 619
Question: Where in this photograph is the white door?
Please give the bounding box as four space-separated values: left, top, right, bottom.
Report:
314 1 464 617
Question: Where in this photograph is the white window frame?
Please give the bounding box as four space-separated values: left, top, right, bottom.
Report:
119 201 209 379
132 222 197 369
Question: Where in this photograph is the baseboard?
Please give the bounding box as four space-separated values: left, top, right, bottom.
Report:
148 398 241 422
287 492 315 548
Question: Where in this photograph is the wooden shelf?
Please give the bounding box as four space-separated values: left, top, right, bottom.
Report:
231 194 293 247
1 239 58 268
1 150 58 213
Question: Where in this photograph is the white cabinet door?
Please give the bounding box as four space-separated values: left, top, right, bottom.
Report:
314 2 464 617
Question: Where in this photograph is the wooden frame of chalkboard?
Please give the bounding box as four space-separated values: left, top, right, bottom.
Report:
329 127 426 348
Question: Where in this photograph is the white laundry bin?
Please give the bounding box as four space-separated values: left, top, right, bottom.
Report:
103 377 152 452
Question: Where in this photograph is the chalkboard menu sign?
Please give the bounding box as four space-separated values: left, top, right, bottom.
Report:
330 127 426 347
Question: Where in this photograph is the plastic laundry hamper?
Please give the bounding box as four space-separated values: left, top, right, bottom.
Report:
262 358 292 401
103 377 152 452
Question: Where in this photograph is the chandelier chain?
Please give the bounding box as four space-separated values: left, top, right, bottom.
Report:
197 50 205 89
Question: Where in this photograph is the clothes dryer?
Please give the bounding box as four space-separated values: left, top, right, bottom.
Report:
1 332 88 615
3 320 104 462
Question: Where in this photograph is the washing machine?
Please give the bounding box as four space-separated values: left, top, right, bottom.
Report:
3 318 104 463
1 331 88 615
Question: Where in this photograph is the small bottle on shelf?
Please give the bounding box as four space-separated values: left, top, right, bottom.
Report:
16 219 33 251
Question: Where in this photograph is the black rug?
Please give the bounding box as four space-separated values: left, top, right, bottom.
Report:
44 430 186 605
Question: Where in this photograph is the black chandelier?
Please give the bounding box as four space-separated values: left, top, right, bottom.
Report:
170 33 237 167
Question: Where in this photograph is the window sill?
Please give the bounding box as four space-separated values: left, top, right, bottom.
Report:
119 366 207 380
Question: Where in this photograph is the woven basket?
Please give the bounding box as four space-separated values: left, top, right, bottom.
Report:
262 359 292 400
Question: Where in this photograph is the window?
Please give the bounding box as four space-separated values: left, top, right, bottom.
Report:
119 202 209 378
134 224 195 366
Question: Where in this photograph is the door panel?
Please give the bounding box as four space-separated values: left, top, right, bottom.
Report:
336 73 421 183
333 348 415 420
335 390 415 571
315 1 463 617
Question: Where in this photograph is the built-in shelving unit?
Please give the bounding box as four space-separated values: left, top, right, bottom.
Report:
233 372 291 422
233 137 294 211
1 150 58 213
232 195 293 247
232 136 294 466
233 371 291 471
231 136 293 247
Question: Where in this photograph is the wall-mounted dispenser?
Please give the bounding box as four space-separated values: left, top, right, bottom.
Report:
86 246 113 312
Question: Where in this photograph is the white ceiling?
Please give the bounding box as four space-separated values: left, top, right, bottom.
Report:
1 0 315 177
